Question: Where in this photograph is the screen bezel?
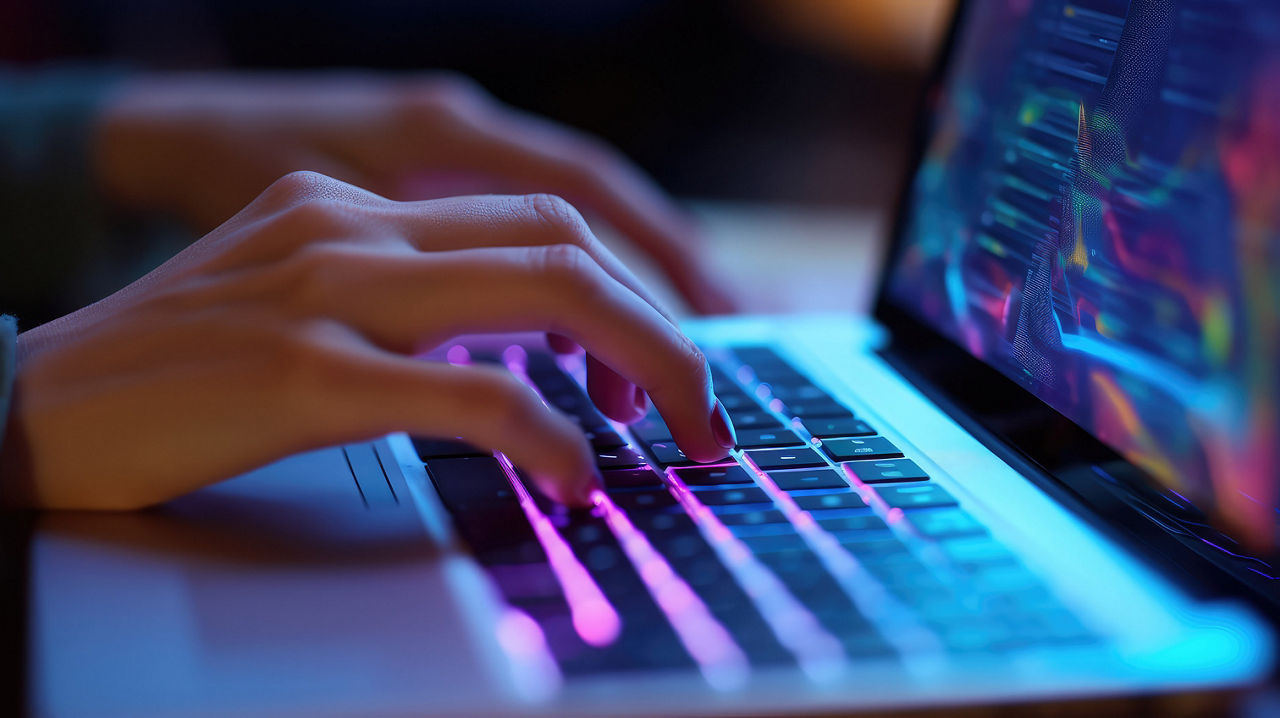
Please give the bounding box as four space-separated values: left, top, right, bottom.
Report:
870 0 1280 611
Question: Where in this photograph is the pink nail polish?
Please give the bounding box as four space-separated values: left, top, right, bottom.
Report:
709 401 736 450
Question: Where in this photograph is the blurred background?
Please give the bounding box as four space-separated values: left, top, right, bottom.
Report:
3 0 955 315
3 0 952 210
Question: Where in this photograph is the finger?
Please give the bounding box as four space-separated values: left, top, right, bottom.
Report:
383 193 681 326
415 113 742 314
585 353 646 425
302 348 600 505
299 245 734 462
546 333 581 355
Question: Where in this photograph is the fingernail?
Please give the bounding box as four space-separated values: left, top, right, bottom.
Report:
578 473 604 505
709 401 736 450
632 386 648 414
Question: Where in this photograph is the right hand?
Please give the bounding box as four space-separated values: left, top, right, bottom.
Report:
3 172 736 510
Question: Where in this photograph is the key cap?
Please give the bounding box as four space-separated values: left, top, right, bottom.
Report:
716 509 789 526
877 484 957 510
695 487 772 506
717 391 760 412
629 413 673 445
939 536 1017 567
733 346 784 365
814 515 890 534
726 410 784 430
738 532 809 554
909 508 986 538
646 441 698 467
602 468 667 491
674 464 757 487
425 456 519 513
763 383 829 403
584 427 626 450
411 436 486 460
627 511 698 535
821 436 904 462
594 447 649 469
803 417 876 438
609 489 679 513
792 491 869 511
734 428 806 449
745 447 827 470
845 458 928 484
768 468 849 491
781 399 854 419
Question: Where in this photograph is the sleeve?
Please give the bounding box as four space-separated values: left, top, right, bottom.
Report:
0 66 126 324
0 315 16 465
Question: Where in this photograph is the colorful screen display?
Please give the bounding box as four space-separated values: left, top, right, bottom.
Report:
890 0 1280 539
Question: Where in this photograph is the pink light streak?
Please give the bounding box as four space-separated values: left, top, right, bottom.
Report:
495 453 622 648
495 608 561 701
665 467 846 682
593 489 750 691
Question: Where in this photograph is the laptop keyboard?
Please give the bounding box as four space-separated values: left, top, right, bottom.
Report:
417 346 1094 680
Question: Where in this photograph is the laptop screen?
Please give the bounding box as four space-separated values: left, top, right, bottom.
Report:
886 1 1280 538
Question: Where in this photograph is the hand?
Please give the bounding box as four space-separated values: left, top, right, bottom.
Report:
94 72 739 314
2 172 737 510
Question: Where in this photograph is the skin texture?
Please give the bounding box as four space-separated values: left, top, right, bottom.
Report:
2 173 735 510
94 71 740 315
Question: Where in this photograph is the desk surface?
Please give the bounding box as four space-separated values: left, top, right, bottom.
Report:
603 200 887 318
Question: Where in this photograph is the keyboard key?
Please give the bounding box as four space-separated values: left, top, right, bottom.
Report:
877 484 957 510
768 467 849 491
610 489 679 513
814 515 890 534
627 511 697 535
734 428 806 449
594 447 649 469
717 509 789 526
908 508 986 538
939 536 1017 567
412 436 486 460
726 410 785 430
738 532 808 554
781 399 854 419
792 491 869 510
745 447 828 470
763 383 829 403
425 456 518 512
601 468 666 491
584 427 626 450
674 464 757 487
803 417 876 439
821 436 904 461
717 391 760 412
845 458 929 484
629 413 673 445
696 487 772 506
645 441 699 467
733 346 784 365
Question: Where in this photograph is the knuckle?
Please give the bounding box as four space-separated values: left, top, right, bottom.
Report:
263 170 338 204
533 243 600 301
422 72 489 105
278 242 368 307
524 193 590 241
269 320 348 390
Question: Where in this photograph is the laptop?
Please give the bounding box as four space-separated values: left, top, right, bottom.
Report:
28 1 1280 715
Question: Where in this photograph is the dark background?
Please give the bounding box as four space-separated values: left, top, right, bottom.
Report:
3 0 952 211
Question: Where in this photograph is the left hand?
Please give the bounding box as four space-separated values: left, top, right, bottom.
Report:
93 71 739 314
